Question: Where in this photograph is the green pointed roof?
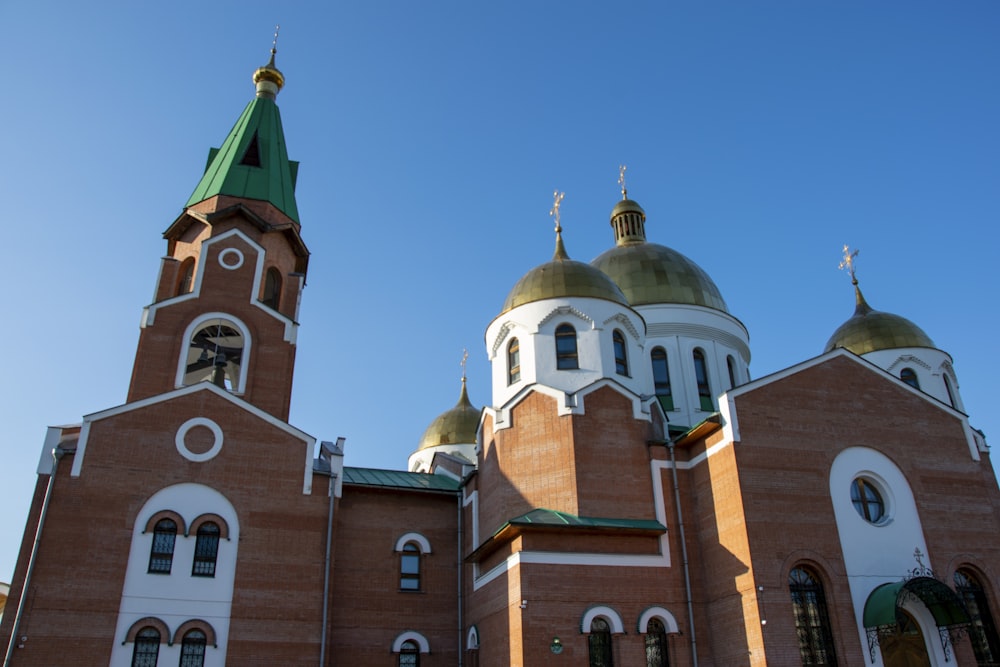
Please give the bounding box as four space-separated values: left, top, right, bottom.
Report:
186 54 300 222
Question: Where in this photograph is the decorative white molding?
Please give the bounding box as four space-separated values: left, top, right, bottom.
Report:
394 532 432 554
538 305 594 329
217 247 245 270
637 607 680 634
603 312 642 342
391 631 429 653
175 417 224 462
580 606 625 634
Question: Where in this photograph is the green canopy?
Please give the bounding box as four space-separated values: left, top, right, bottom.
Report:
863 577 970 629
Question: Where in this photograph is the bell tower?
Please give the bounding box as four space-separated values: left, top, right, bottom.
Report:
127 42 308 421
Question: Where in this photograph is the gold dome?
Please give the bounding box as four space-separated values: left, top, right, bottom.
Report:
592 242 729 311
824 285 935 354
501 233 629 314
253 49 285 98
418 379 481 451
591 196 728 311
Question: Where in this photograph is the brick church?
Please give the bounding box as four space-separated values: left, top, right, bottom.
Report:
3 48 999 667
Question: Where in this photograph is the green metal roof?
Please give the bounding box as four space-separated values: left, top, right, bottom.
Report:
504 508 665 532
342 466 461 492
186 96 300 222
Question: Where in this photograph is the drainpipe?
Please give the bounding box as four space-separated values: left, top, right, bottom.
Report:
667 438 698 667
457 485 464 667
4 446 64 667
319 438 344 667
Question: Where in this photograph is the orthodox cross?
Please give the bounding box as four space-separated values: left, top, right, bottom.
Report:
460 348 469 380
271 25 280 55
550 190 565 233
618 164 628 199
839 244 860 284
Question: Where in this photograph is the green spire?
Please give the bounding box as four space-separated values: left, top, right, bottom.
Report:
186 49 300 223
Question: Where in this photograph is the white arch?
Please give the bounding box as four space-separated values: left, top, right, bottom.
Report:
175 312 253 394
637 606 680 634
580 605 625 634
466 625 480 649
394 532 432 554
392 630 429 653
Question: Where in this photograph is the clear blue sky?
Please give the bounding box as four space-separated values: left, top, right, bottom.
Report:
1 2 998 582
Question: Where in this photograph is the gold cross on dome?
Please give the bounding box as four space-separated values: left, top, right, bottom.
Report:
550 190 565 232
618 164 628 199
460 348 469 379
271 25 280 54
839 244 859 283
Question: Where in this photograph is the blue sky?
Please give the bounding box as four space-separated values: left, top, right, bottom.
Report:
1 2 997 581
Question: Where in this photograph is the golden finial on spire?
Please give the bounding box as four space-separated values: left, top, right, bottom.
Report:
253 24 285 98
550 190 565 233
839 244 860 285
460 348 469 380
618 165 628 200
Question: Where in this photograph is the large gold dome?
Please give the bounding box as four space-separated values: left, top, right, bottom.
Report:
417 380 481 451
501 235 629 314
824 286 935 354
592 242 729 311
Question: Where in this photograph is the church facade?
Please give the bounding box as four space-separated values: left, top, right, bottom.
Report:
2 51 998 667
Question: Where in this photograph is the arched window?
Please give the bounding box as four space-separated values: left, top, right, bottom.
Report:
727 355 738 390
789 566 837 665
262 267 282 310
508 338 521 384
944 374 956 408
399 639 420 667
555 324 579 370
693 349 713 411
400 542 421 591
651 348 673 411
588 617 614 667
183 318 245 392
900 368 920 389
176 258 196 296
147 519 176 574
179 629 207 667
192 523 220 577
613 330 629 376
954 568 1000 664
644 617 669 666
131 627 161 667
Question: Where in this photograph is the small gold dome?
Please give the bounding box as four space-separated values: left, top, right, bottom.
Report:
418 379 481 451
502 256 629 313
824 285 935 354
253 50 285 98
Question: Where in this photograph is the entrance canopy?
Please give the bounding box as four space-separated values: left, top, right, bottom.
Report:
864 577 971 630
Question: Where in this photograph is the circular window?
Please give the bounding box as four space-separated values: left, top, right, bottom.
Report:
850 477 886 523
218 248 245 270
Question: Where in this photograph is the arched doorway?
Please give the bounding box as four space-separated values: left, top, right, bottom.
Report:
880 609 930 667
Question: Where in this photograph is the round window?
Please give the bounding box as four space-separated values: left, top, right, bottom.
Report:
850 477 886 523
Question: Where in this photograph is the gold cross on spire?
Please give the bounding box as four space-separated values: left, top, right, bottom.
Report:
550 190 565 232
618 164 628 200
460 348 469 380
271 25 280 55
839 244 860 284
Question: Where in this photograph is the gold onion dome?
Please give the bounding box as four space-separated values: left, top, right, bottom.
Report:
418 379 481 451
501 232 629 313
253 49 285 99
824 283 935 355
591 198 729 312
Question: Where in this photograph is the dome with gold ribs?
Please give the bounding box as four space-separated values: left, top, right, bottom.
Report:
591 197 729 312
825 284 935 354
501 231 629 314
418 379 481 451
